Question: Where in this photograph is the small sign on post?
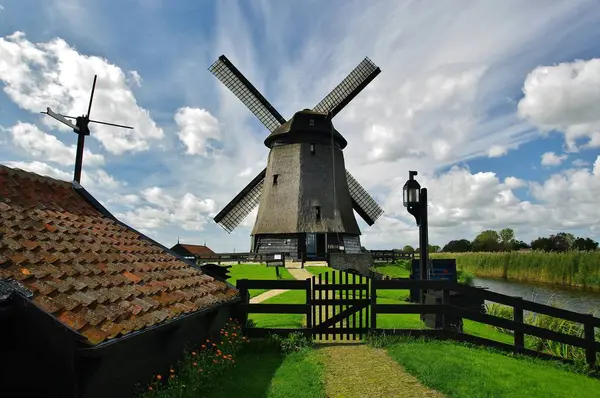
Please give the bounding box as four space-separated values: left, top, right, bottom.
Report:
266 252 286 278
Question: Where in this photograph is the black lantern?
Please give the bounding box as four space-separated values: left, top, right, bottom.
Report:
403 170 422 225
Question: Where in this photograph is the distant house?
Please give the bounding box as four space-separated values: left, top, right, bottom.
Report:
171 243 216 261
0 165 239 398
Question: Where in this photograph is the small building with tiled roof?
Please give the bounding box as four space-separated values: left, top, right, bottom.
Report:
170 242 216 260
0 165 239 398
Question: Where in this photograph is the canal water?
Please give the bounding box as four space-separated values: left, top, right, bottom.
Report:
473 277 600 315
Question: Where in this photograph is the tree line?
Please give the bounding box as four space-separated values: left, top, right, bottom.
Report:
399 229 599 253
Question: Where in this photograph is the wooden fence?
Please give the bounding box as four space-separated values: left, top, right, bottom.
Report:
235 274 600 368
370 250 415 262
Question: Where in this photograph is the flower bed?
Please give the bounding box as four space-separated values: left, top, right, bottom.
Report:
140 319 249 397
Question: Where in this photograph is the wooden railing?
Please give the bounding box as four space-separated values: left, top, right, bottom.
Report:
370 250 415 262
195 252 268 264
372 279 600 367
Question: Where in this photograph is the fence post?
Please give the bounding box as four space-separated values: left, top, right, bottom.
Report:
441 287 450 330
305 278 312 337
514 297 524 354
235 279 249 328
584 317 597 368
370 278 377 331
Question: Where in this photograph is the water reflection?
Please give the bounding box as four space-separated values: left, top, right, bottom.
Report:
473 277 600 315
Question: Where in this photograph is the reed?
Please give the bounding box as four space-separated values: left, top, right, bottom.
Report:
431 251 600 289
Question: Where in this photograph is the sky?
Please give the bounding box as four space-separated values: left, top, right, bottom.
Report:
1 0 600 252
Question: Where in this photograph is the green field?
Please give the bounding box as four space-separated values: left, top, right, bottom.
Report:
228 263 295 297
432 251 600 289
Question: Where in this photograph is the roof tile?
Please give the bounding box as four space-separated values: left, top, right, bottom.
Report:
0 164 238 346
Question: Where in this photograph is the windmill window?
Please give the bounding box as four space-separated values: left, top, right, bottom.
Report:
273 174 279 185
310 144 315 154
315 206 321 221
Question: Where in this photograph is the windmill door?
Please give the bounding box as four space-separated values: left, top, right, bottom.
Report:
306 233 316 258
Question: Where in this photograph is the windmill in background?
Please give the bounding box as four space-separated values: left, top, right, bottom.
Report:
208 54 384 260
41 75 133 183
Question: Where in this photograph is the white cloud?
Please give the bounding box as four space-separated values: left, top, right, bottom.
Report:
572 159 590 167
3 160 122 190
364 157 600 248
8 122 104 166
518 58 600 151
487 145 508 158
117 187 217 232
0 31 163 155
174 107 220 156
541 151 568 166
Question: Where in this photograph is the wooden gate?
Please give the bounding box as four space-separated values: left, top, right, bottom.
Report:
311 270 370 340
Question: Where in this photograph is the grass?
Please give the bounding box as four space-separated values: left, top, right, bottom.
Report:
432 251 600 289
207 341 325 398
383 337 600 398
228 263 295 297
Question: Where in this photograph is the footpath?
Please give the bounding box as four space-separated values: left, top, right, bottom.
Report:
248 264 444 397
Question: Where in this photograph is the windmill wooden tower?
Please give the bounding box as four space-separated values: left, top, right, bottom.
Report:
209 55 384 260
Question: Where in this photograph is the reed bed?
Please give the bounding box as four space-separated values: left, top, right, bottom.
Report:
431 251 600 289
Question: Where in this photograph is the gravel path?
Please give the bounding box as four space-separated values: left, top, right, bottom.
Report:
319 343 444 398
249 267 314 303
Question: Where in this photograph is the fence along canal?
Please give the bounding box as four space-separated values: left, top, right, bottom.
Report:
235 270 600 368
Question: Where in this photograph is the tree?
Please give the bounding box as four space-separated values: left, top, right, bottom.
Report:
531 237 553 251
428 244 441 253
549 233 571 252
402 245 415 253
472 230 501 252
499 228 515 250
442 239 472 252
572 237 599 251
512 240 530 250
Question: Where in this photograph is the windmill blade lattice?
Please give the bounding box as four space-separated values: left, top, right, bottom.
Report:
346 170 384 225
214 169 266 233
209 55 286 132
313 57 380 118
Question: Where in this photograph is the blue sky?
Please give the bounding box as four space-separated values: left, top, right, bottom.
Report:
1 0 600 251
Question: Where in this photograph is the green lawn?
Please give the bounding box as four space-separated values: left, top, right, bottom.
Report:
206 342 325 398
228 264 295 297
385 338 600 398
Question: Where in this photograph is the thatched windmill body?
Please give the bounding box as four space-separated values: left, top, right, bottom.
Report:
209 55 384 260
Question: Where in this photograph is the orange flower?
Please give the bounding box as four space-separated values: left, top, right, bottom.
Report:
229 317 232 321
232 333 237 337
148 386 153 391
201 344 206 349
169 369 175 374
192 351 197 356
193 362 197 366
156 375 162 380
212 343 216 347
206 339 210 343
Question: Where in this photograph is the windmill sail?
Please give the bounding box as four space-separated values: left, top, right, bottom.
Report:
209 55 286 132
313 57 381 118
213 169 266 233
345 170 384 226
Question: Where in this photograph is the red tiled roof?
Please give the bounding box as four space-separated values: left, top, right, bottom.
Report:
177 244 215 256
0 165 238 345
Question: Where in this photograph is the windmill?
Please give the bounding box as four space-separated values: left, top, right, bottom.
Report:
209 55 384 260
41 75 133 183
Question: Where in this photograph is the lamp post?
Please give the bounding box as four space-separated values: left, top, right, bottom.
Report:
403 170 429 303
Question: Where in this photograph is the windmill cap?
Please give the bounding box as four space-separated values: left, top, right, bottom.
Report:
264 109 348 148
